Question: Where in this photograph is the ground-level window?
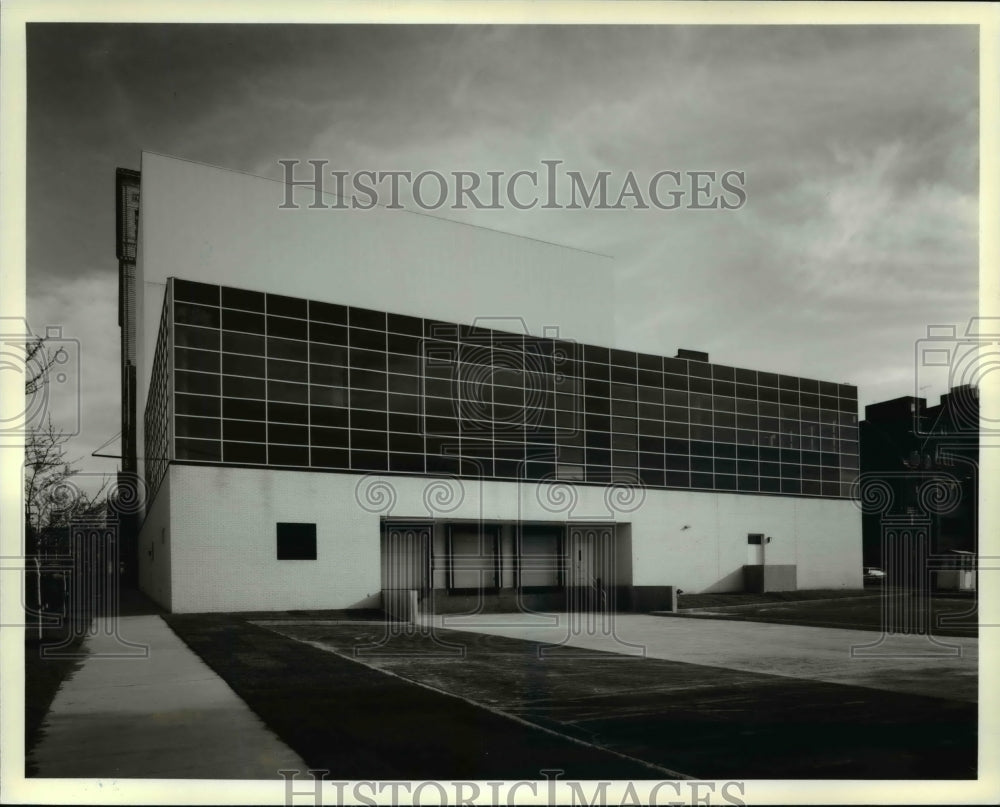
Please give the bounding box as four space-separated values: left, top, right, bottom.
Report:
747 533 764 544
277 522 317 559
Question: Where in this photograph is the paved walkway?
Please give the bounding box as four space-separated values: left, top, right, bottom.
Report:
421 612 978 702
29 616 306 778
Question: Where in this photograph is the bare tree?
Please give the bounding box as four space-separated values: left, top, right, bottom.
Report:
23 337 60 398
25 417 110 544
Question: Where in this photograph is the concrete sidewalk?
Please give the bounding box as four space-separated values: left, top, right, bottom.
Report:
422 612 978 702
29 615 306 778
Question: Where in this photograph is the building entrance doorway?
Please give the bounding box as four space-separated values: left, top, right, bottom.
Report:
381 524 431 604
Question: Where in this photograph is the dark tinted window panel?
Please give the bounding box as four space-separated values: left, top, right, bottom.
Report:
714 427 736 444
715 411 737 428
385 352 421 375
800 378 819 394
276 522 316 559
585 396 610 415
663 454 691 472
389 453 425 473
223 375 264 400
311 406 349 428
612 433 638 451
388 413 421 434
176 438 220 462
639 419 665 437
311 426 349 448
385 312 422 336
715 442 736 459
310 343 348 367
636 352 661 372
223 353 265 378
176 371 220 396
389 433 424 454
352 430 387 452
270 444 309 466
222 309 265 334
691 456 713 473
269 423 308 445
175 348 220 374
267 293 307 319
268 315 307 341
758 372 778 388
174 302 220 329
760 477 781 493
223 331 265 356
637 369 661 388
582 344 609 364
716 475 737 491
351 369 387 391
224 420 266 442
175 325 219 351
175 416 220 439
818 380 838 397
708 397 732 415
310 385 348 408
665 471 690 488
350 328 386 353
224 398 266 421
311 447 349 468
690 376 712 395
758 386 780 404
224 441 267 464
782 479 803 495
268 358 309 383
715 459 737 476
308 299 346 324
387 334 423 357
310 363 348 386
222 286 265 312
738 476 759 492
611 416 637 434
637 386 663 405
350 307 386 331
691 472 713 489
713 380 735 398
639 452 663 470
261 402 304 425
664 439 689 456
176 393 221 418
352 450 388 471
387 373 421 395
586 448 612 466
350 348 387 373
310 322 348 346
268 337 306 361
688 361 711 379
352 409 387 431
610 364 636 384
268 380 309 404
388 393 421 415
712 365 735 382
174 279 220 306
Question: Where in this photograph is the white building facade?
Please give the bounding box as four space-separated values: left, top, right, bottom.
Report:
129 153 862 613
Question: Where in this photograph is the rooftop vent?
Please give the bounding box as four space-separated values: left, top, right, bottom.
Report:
675 349 709 363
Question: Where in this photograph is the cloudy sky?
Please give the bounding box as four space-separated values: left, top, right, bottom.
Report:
23 22 979 485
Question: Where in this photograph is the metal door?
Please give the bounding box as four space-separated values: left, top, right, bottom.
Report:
381 524 431 600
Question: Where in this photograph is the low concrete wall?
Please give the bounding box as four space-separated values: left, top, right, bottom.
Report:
743 565 797 593
426 585 680 614
382 589 419 622
626 585 679 613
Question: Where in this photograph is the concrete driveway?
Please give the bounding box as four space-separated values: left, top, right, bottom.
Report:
422 612 978 702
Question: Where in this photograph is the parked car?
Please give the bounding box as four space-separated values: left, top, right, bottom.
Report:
864 567 886 580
